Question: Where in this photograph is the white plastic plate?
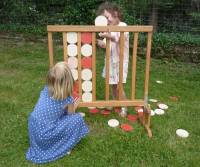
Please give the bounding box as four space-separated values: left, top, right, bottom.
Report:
95 15 108 26
67 32 77 44
81 44 92 57
108 119 119 128
81 69 92 81
82 81 92 92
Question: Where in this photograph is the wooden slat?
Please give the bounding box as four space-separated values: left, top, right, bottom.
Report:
92 32 96 101
47 25 153 33
105 38 110 100
144 32 152 104
79 100 144 107
62 32 68 62
77 33 82 98
131 33 139 99
48 32 54 67
118 32 125 100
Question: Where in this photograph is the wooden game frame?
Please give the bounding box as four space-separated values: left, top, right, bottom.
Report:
47 25 153 137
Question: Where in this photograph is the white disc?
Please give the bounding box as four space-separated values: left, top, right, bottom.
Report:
138 108 143 113
82 81 92 92
67 44 77 57
81 44 92 57
81 69 92 81
149 99 158 103
156 80 163 84
97 106 105 109
79 112 85 117
151 110 155 116
67 32 77 44
154 109 165 115
95 15 108 26
68 57 78 69
71 69 78 81
176 129 189 138
108 119 119 127
82 92 92 102
106 106 113 110
158 103 168 110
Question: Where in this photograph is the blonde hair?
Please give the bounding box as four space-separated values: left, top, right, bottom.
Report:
47 62 74 100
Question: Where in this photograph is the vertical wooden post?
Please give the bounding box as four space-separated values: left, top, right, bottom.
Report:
92 32 96 101
62 32 68 62
48 32 54 68
118 32 124 100
131 33 139 100
77 32 82 98
144 32 152 103
105 38 110 100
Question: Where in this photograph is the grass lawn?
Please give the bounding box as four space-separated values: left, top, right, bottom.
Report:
0 37 200 167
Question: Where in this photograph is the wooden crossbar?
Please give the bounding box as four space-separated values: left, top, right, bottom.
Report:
47 25 153 137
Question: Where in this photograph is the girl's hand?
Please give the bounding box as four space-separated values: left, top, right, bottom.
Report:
67 97 80 114
97 39 106 48
73 97 80 110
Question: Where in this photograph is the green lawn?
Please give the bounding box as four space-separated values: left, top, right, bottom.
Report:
0 38 200 167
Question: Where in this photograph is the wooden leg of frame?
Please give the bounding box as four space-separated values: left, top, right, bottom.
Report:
138 105 152 138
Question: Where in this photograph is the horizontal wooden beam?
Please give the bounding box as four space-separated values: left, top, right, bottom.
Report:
78 100 144 107
47 25 153 32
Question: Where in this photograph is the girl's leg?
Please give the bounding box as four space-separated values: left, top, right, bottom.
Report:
112 84 118 99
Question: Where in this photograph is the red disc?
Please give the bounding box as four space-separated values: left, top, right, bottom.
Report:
89 108 99 114
72 91 79 99
81 57 92 68
114 107 121 113
121 124 133 132
127 114 138 122
81 33 92 44
101 110 111 116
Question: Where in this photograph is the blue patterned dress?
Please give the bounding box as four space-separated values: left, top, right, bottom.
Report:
26 86 89 164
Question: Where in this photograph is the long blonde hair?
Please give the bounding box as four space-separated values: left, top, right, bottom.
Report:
47 62 74 100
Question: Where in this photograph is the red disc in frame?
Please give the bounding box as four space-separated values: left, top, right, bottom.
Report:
81 57 92 69
81 33 92 44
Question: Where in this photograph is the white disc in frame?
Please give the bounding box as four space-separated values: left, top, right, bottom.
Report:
68 57 78 69
67 44 77 57
81 69 92 81
82 81 92 92
71 69 78 81
81 44 92 57
82 92 92 102
95 15 108 26
67 32 77 44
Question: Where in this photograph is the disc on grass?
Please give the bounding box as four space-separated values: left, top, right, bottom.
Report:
176 129 189 138
121 124 133 132
81 69 92 81
81 44 92 57
108 119 119 127
67 32 77 44
89 108 99 114
149 99 158 103
151 110 155 116
127 114 138 122
154 109 165 115
82 92 92 102
67 44 77 57
82 81 92 92
158 103 168 110
101 110 111 116
95 15 108 26
156 80 163 84
68 57 78 69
